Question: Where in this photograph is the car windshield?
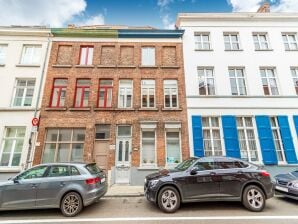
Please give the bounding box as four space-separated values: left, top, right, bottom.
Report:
291 170 298 178
175 158 197 171
85 163 102 175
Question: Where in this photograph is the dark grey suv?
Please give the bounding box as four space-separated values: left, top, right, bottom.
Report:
0 163 107 216
144 157 274 213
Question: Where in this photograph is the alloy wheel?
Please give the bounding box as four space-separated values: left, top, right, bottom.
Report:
63 194 80 216
247 188 264 209
161 190 178 211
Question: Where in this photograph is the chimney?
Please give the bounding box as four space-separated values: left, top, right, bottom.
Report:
257 2 270 13
67 24 76 28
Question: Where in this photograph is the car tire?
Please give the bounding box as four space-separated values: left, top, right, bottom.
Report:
60 192 83 217
157 186 181 213
242 185 266 212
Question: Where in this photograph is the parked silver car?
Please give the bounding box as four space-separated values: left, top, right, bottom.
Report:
0 163 107 216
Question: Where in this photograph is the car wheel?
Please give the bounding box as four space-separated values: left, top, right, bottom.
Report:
60 192 83 217
242 185 266 212
157 186 180 213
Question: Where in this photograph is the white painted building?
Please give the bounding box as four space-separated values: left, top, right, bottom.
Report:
177 13 298 166
0 27 50 179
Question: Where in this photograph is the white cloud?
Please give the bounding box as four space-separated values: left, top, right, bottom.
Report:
157 0 174 9
0 0 105 27
228 0 298 12
76 14 105 26
161 14 175 29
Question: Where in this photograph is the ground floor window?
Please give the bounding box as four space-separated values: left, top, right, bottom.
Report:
42 128 85 163
141 130 156 166
236 117 259 162
166 131 181 164
0 127 25 167
202 117 223 156
270 117 286 162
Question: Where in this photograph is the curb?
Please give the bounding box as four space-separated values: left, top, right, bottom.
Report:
103 193 145 198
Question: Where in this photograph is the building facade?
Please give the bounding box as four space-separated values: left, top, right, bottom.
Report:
32 27 189 185
0 27 50 180
177 13 298 167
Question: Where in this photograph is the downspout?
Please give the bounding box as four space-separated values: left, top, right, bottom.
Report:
25 32 51 170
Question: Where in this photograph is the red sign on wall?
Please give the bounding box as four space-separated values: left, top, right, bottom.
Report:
32 118 39 126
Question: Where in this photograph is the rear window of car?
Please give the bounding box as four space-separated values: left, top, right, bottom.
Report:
85 164 102 175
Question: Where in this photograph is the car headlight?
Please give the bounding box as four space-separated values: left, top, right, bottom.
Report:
149 179 159 188
292 182 298 189
272 178 277 184
144 178 147 184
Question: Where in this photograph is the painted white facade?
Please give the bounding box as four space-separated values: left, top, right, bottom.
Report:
177 13 298 165
0 27 50 176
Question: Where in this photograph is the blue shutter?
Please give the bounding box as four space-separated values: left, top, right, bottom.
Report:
294 116 298 136
222 116 241 158
192 116 204 157
278 116 297 164
255 116 277 165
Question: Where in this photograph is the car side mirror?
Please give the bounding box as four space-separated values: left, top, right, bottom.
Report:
190 167 199 175
12 177 19 184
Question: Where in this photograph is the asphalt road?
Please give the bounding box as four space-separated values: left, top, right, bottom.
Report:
0 196 297 224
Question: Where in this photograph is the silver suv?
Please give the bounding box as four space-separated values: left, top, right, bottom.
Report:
0 163 107 216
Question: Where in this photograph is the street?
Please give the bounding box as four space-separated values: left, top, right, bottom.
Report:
0 196 297 224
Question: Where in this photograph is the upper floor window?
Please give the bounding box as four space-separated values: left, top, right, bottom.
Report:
228 68 247 95
224 33 240 50
12 79 36 107
20 45 42 65
260 68 279 95
79 46 94 65
282 33 298 50
141 47 155 66
198 67 215 95
74 79 90 107
141 80 155 108
253 33 270 50
118 80 133 108
194 33 211 50
0 127 25 167
50 79 67 107
164 80 178 108
98 80 113 108
291 67 298 95
0 44 8 65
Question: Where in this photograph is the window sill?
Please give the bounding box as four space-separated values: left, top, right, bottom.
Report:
195 49 213 51
138 166 159 171
162 108 183 111
94 107 115 111
224 49 243 52
52 64 72 68
45 107 67 111
160 66 180 69
75 65 95 68
69 107 91 111
255 49 273 51
138 108 159 111
285 49 298 51
16 64 41 67
117 65 137 68
139 65 158 69
114 108 136 111
0 167 21 172
0 107 35 111
97 65 117 68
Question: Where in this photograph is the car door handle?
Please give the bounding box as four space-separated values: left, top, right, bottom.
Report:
31 183 37 189
209 172 216 176
237 171 244 174
60 182 65 187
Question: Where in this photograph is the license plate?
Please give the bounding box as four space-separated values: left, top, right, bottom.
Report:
101 178 106 184
275 185 288 192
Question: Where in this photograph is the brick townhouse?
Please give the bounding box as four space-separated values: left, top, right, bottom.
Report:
33 26 189 185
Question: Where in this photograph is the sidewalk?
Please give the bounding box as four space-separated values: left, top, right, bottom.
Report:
104 184 144 197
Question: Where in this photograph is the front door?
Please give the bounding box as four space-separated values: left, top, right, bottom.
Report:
94 141 109 172
115 138 131 184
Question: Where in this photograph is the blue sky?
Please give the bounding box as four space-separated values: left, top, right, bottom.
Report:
0 0 296 28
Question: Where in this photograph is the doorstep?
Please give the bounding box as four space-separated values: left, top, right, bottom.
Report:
104 184 144 198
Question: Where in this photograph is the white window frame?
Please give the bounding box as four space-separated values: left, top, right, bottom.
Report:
165 129 182 167
282 33 298 50
141 47 155 66
270 117 286 164
0 44 8 65
202 117 224 157
291 67 298 95
0 127 26 167
197 67 215 96
11 79 36 107
194 33 211 50
79 46 94 65
141 80 155 108
260 68 279 96
20 44 42 65
224 33 241 50
164 80 178 108
118 80 133 108
236 117 259 162
140 128 156 167
253 33 270 50
228 68 247 96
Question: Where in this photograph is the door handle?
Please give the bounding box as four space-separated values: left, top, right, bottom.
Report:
209 172 216 176
60 182 65 187
31 183 37 189
237 171 244 174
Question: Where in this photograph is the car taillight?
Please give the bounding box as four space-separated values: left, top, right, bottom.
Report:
260 171 270 177
85 177 101 185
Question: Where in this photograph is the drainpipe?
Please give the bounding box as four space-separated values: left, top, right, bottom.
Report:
25 32 51 170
